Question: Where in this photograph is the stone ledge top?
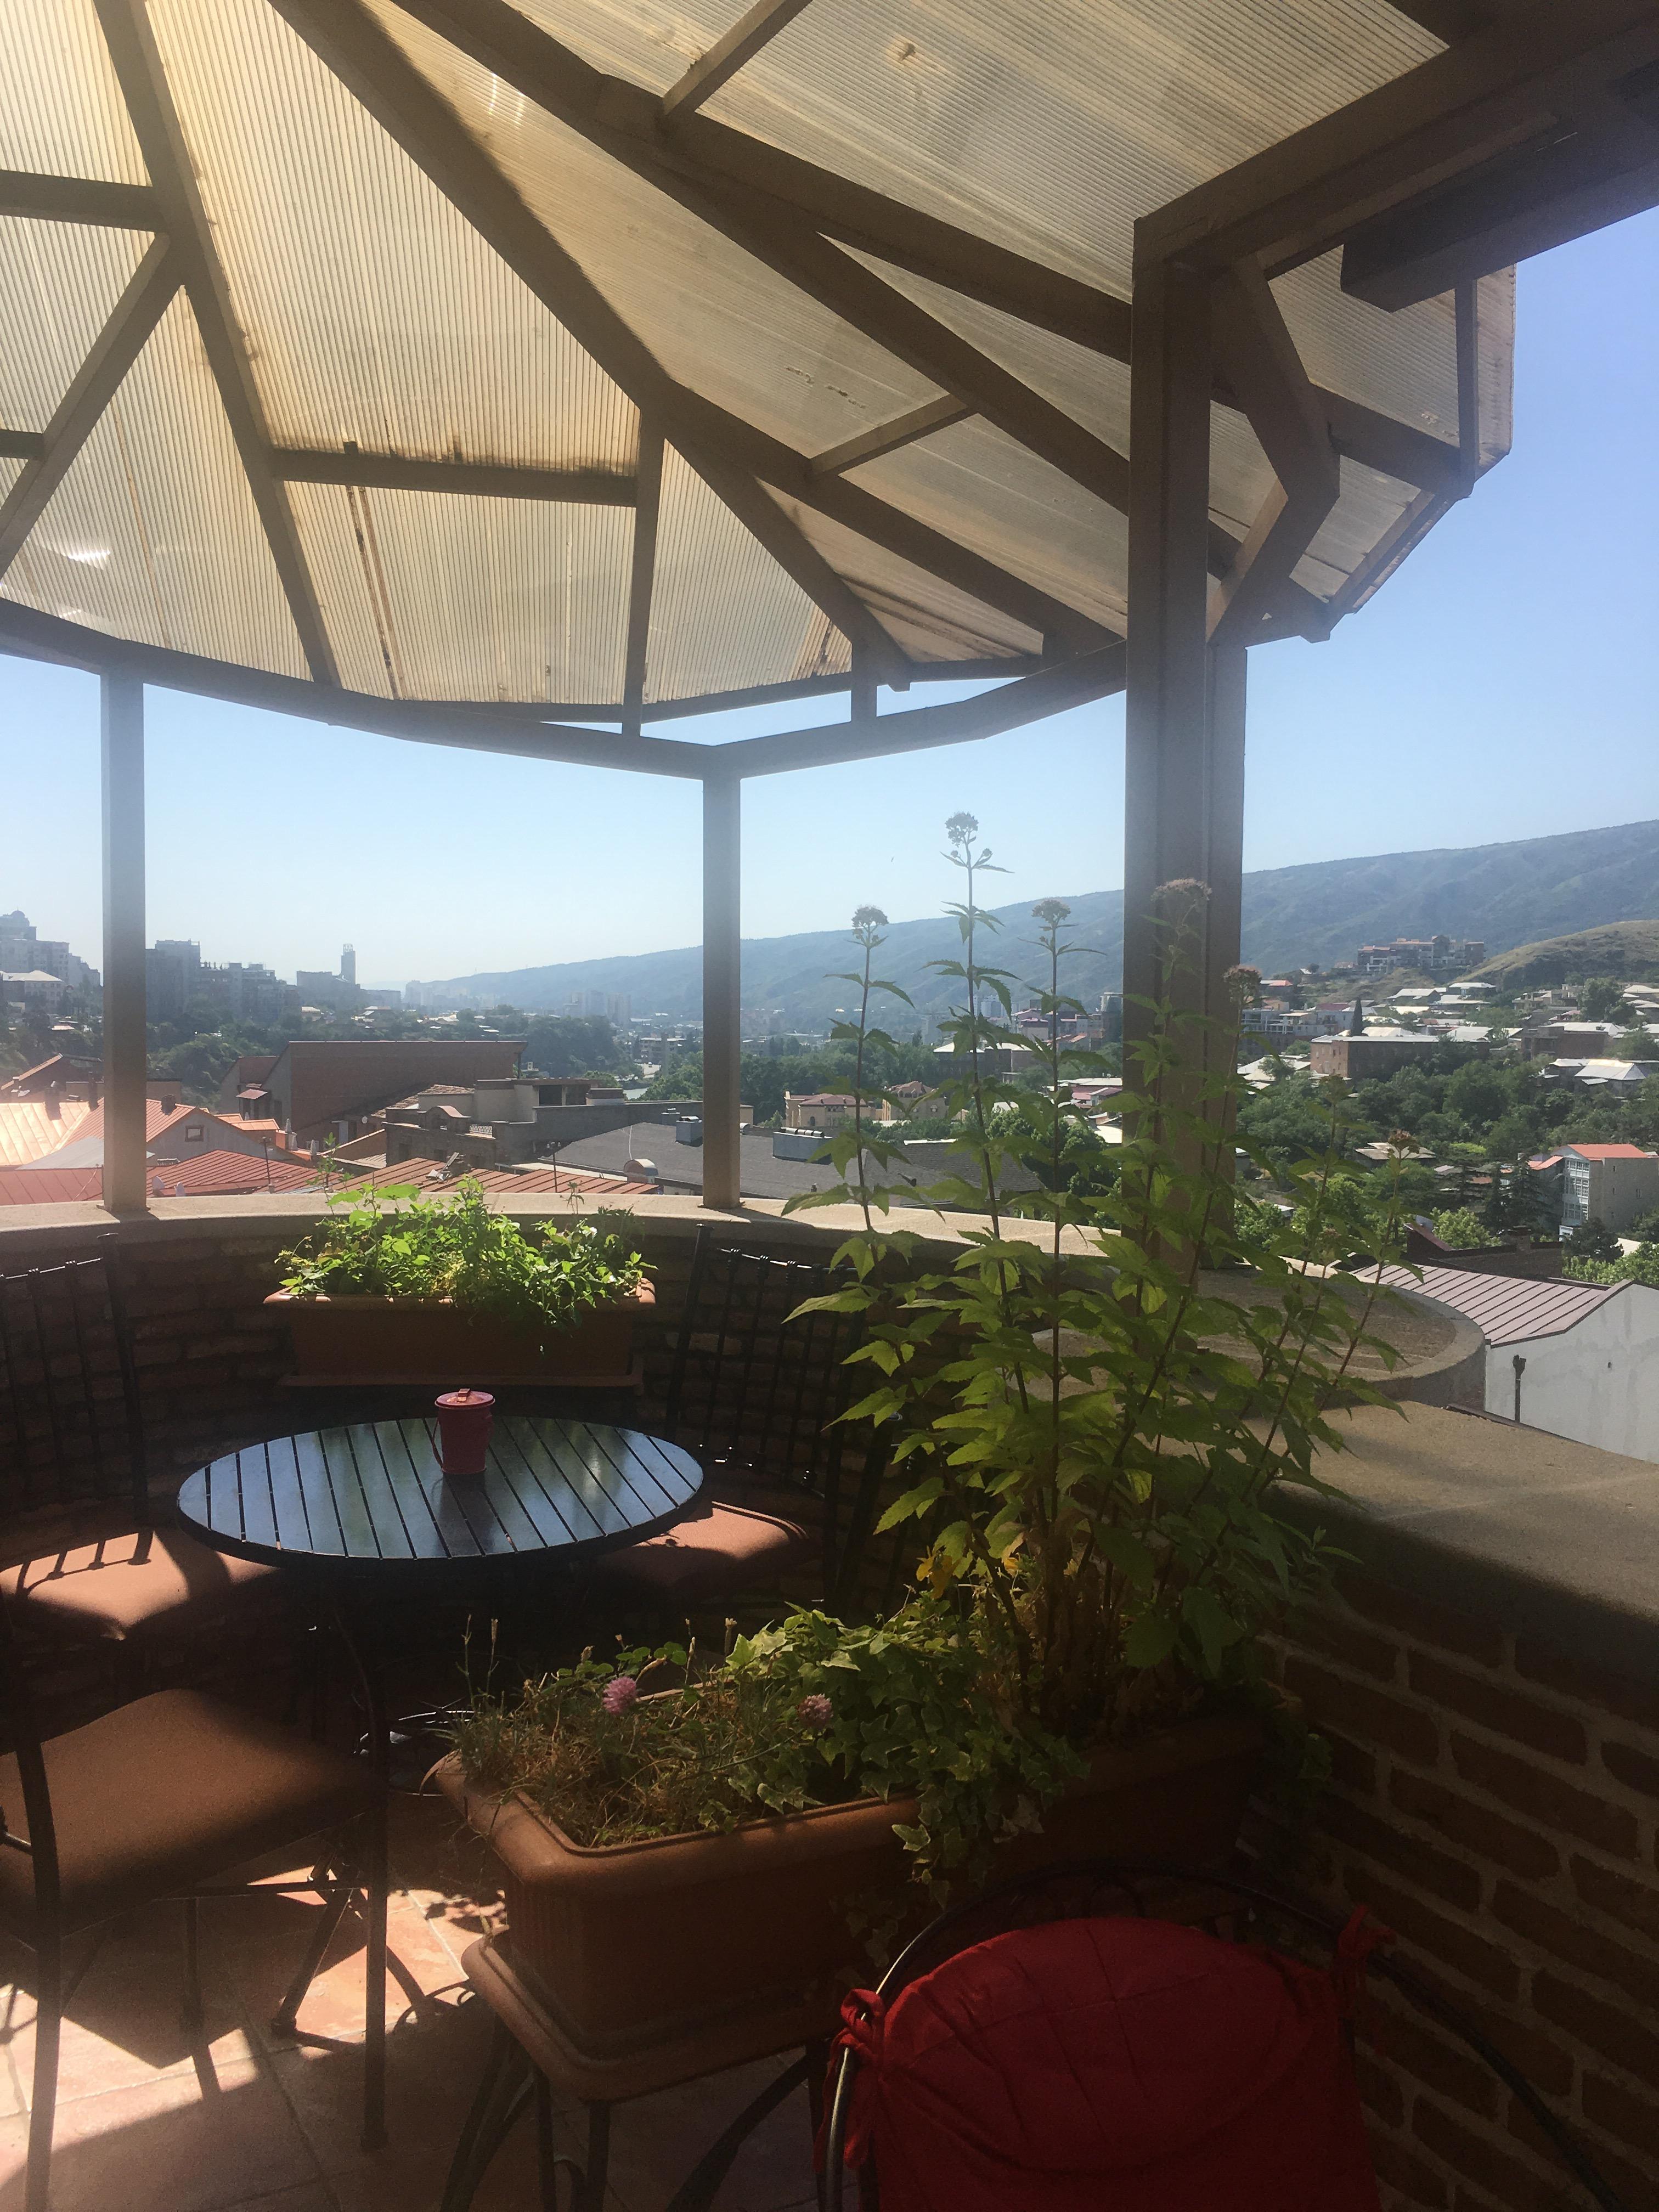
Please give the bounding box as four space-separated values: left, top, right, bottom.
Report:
1295 1403 1659 1690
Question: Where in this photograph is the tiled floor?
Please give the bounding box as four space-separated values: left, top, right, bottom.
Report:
0 1794 821 2211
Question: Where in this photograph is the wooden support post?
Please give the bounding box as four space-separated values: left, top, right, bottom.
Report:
100 674 147 1214
701 774 742 1211
1122 256 1216 1048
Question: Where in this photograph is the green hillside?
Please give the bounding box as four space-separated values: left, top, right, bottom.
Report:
427 818 1659 1028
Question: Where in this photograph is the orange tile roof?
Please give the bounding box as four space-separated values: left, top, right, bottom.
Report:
0 1096 94 1167
1562 1143 1656 1160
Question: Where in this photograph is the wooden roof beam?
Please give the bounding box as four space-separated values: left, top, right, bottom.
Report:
0 236 180 579
91 0 340 684
719 644 1126 777
0 431 46 461
621 421 663 740
275 0 1106 661
1207 264 1341 644
270 447 635 503
0 171 162 229
660 0 814 122
811 396 972 476
1138 0 1659 276
272 0 911 690
0 599 712 778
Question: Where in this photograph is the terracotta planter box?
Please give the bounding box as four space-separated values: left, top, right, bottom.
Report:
266 1279 653 1384
438 1703 1264 2057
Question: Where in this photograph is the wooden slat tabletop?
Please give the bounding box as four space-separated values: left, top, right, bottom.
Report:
178 1415 703 1581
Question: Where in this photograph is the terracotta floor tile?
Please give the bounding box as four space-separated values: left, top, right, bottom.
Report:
219 2189 341 2212
585 2058 819 2212
267 1994 540 2210
217 1888 466 2057
0 2046 320 2212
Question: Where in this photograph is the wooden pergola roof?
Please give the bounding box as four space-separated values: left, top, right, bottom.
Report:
11 1 1651 777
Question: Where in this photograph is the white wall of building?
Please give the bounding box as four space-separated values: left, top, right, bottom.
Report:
1482 1286 1659 1462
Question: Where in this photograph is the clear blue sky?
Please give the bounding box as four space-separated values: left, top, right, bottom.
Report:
2 207 1655 988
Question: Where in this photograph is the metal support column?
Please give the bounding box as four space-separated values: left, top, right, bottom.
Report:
100 673 148 1214
701 772 742 1211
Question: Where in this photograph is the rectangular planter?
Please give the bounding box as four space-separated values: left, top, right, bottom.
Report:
437 1703 1265 2058
266 1279 653 1384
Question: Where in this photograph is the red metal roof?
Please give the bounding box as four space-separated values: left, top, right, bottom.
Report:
1378 1263 1626 1345
0 1150 319 1205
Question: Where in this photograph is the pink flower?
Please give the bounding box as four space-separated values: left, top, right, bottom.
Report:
601 1674 640 1716
797 1694 833 1731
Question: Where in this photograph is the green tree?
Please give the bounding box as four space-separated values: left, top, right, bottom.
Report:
1429 1206 1486 1248
1581 977 1629 1023
1567 1217 1621 1263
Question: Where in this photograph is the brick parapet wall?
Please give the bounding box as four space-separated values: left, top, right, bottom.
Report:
1277 1572 1659 2211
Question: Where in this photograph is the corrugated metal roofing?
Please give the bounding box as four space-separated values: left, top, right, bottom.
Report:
0 0 1520 717
1378 1263 1626 1346
0 1096 94 1167
328 1159 658 1198
0 1148 319 1203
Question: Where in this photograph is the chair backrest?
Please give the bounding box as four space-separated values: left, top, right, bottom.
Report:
664 1230 883 1609
0 1235 148 1526
824 1858 1628 2212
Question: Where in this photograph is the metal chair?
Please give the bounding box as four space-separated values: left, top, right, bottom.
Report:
0 1575 391 2212
594 1229 888 1617
439 1931 830 2212
0 1235 276 1671
821 1858 1629 2211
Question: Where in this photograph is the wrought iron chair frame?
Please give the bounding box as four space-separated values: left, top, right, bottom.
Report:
821 1856 1628 2212
653 1228 889 1615
0 1581 391 2212
0 1233 149 1524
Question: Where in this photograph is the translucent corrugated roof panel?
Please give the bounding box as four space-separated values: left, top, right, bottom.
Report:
0 0 146 182
2 289 305 675
0 0 1520 719
151 0 637 472
645 443 847 703
289 481 630 701
849 417 1130 633
0 221 151 435
693 0 1442 296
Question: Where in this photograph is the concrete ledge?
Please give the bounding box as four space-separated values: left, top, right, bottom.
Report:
1291 1401 1659 1691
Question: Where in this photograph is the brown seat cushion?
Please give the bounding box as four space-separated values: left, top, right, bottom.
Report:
0 1688 376 1937
0 1527 276 1644
594 1499 816 1605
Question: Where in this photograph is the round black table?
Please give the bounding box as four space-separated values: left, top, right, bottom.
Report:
176 1414 705 1589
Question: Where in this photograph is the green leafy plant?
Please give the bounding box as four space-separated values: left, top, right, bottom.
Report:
458 821 1414 1894
276 1177 647 1333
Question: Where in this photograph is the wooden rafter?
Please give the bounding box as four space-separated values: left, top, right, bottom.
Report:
0 597 711 777
622 421 663 740
270 0 1099 669
0 171 162 229
1207 263 1340 642
270 447 635 503
1139 0 1659 277
90 0 340 684
660 0 814 122
390 0 1471 506
0 432 46 461
811 396 972 476
0 236 180 579
720 644 1126 777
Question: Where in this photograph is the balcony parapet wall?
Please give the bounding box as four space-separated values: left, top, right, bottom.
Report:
1276 1406 1659 2211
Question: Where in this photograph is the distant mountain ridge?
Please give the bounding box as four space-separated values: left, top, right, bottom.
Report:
426 820 1659 1029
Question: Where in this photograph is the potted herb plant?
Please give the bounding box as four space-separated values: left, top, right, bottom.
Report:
442 821 1412 2043
268 1177 652 1383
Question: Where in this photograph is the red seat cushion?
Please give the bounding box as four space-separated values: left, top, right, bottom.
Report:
594 1499 815 1604
835 1916 1380 2212
1 1526 276 1644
